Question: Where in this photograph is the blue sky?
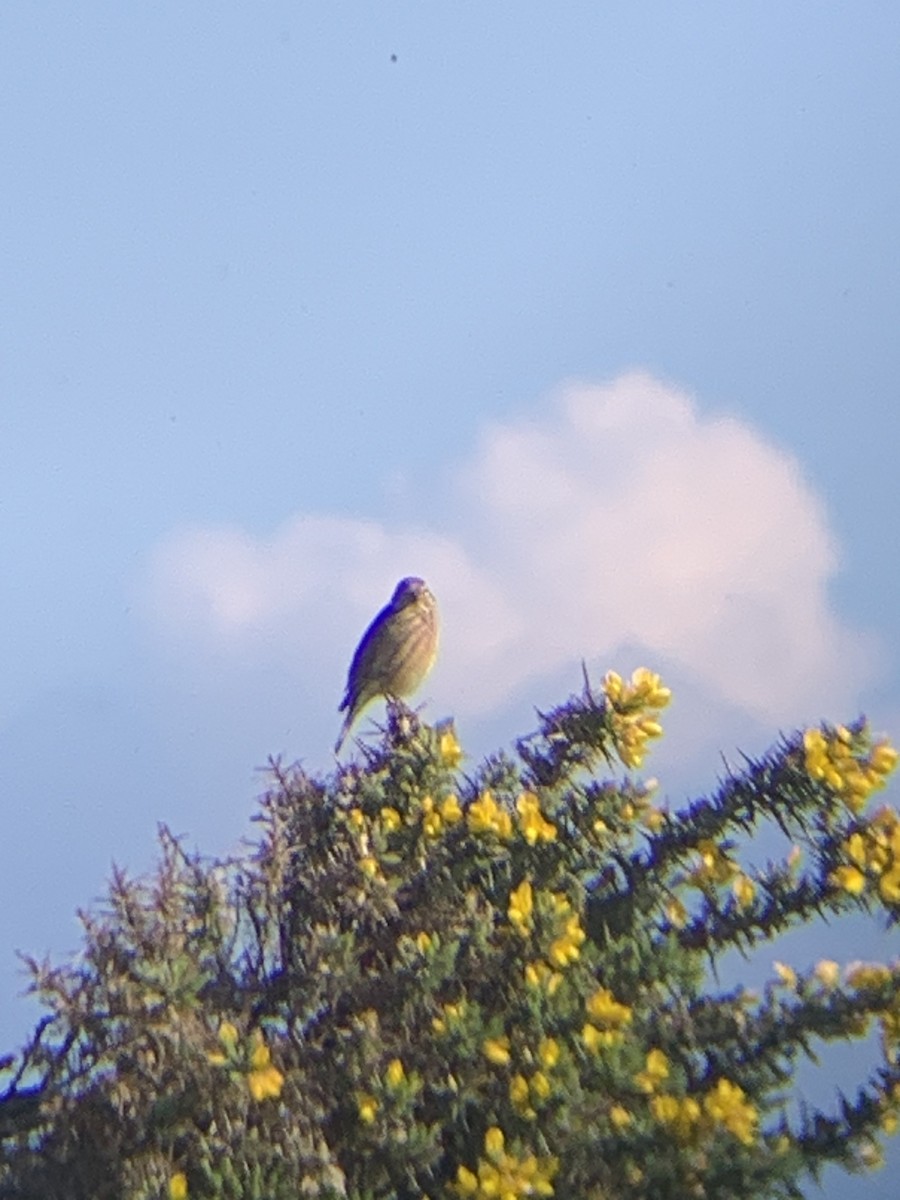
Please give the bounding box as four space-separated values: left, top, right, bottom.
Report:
1 5 898 1192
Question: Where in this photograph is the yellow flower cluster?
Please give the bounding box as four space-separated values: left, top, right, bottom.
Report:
454 1127 558 1199
830 807 900 905
509 1040 559 1119
635 1048 670 1093
483 1036 512 1066
516 791 557 844
468 791 514 838
524 959 564 996
845 962 893 990
803 726 898 814
512 887 584 987
650 1078 758 1146
688 839 739 889
431 999 467 1036
703 1078 759 1145
420 793 464 838
208 1022 284 1102
345 808 385 881
508 879 534 935
439 725 464 768
546 893 586 969
650 1093 702 1140
602 668 671 769
247 1033 285 1101
843 961 900 1055
583 986 633 1051
466 789 558 847
355 792 463 852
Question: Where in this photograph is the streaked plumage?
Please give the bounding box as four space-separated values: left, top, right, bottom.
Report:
335 577 439 753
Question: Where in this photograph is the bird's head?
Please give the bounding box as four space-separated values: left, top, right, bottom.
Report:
391 577 433 610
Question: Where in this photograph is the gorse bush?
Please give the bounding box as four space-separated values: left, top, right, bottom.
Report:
1 670 899 1199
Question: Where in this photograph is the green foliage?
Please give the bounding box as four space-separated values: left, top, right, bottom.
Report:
1 673 899 1200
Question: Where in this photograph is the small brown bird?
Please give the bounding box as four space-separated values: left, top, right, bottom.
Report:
335 577 439 753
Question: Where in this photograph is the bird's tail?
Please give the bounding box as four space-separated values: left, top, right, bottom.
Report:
334 709 354 754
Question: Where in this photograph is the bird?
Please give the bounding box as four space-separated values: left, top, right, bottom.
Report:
335 577 439 753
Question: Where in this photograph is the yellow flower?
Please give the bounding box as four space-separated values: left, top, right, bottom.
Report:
420 796 443 838
650 1094 681 1124
484 1126 505 1159
208 1019 239 1065
815 960 840 988
508 879 534 934
359 854 380 879
467 791 513 839
357 1092 379 1124
690 839 739 887
773 962 797 989
879 867 900 905
830 865 867 895
586 986 633 1031
548 914 585 968
441 793 463 824
643 807 666 833
169 1173 189 1200
635 1049 670 1093
871 742 899 775
732 873 756 909
483 1036 511 1066
247 1033 284 1101
516 792 557 845
380 806 402 832
433 998 466 1034
583 1022 622 1052
217 1020 239 1049
845 962 892 989
703 1078 758 1145
348 807 366 830
385 1058 406 1088
631 667 672 707
651 1094 702 1140
510 1073 531 1113
609 1104 632 1129
439 727 464 767
539 1037 560 1069
455 1165 479 1195
845 832 869 867
415 931 433 953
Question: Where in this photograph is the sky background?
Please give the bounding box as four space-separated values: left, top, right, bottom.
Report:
1 4 899 1194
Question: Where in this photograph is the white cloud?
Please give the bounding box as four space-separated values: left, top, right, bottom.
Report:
143 372 877 736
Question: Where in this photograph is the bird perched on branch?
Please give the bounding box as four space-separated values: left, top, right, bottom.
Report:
335 577 439 753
